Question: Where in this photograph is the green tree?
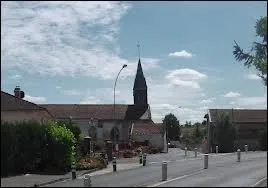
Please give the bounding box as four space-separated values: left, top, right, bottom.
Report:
163 113 181 141
215 112 236 153
233 16 267 85
185 121 192 127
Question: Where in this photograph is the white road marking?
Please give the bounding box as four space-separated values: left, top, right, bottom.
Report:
251 176 267 187
147 169 203 187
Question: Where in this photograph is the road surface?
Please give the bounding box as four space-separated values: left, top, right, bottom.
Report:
44 150 267 187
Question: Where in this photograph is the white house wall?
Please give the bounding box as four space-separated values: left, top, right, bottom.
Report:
134 134 164 149
67 119 130 141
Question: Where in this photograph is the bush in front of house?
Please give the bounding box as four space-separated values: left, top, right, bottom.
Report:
93 139 105 152
42 120 76 172
1 120 76 177
57 120 81 142
1 120 47 177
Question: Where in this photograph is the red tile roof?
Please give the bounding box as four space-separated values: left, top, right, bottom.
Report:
133 121 164 135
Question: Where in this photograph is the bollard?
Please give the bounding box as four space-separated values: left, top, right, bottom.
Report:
84 174 91 187
237 149 241 162
216 146 218 154
162 161 167 181
105 153 108 165
245 144 248 154
143 153 147 166
71 162 76 179
204 154 208 169
112 157 117 172
139 152 143 164
185 147 187 157
194 148 197 158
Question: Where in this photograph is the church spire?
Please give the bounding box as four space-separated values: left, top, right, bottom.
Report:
133 42 148 106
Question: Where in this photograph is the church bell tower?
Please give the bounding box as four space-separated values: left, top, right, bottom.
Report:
133 58 148 106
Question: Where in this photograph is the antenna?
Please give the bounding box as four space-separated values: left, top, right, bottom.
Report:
137 41 141 59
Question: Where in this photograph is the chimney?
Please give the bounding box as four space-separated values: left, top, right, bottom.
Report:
14 86 25 99
14 86 20 98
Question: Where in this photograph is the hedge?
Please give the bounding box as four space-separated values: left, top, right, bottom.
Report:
1 120 76 177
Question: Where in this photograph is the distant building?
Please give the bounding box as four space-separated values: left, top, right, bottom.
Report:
1 88 53 123
40 58 166 151
206 109 267 152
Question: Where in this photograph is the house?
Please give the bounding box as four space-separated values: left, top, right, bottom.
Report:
206 109 267 152
130 121 165 149
1 88 53 123
40 58 167 151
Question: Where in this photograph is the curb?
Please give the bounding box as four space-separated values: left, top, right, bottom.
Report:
32 168 100 187
252 177 267 187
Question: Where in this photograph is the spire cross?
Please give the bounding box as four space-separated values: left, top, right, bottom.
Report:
137 41 141 59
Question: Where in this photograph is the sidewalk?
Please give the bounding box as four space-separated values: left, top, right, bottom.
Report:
1 158 142 187
1 169 97 187
78 162 142 177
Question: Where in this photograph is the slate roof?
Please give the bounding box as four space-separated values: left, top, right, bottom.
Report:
133 120 164 135
133 59 147 90
208 109 267 123
40 104 149 120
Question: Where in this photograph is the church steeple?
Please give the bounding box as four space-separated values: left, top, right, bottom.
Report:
133 58 148 106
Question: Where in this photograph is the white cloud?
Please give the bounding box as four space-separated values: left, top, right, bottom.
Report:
56 86 62 89
166 68 207 89
80 96 101 104
62 89 81 96
222 91 241 98
24 94 47 103
1 2 154 80
247 74 261 80
200 97 215 104
168 50 193 58
236 95 267 107
10 74 22 79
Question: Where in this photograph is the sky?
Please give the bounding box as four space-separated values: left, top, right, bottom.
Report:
1 1 267 124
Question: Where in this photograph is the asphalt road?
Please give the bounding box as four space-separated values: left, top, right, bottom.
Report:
151 154 267 187
44 151 267 187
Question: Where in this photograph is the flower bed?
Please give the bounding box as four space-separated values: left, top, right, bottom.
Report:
76 155 107 170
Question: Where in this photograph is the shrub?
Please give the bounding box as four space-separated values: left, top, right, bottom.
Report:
93 139 105 152
57 120 81 142
1 120 76 177
43 120 76 172
1 120 47 176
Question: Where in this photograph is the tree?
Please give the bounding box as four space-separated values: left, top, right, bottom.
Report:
194 122 202 127
233 16 267 86
192 124 203 144
185 121 192 127
162 113 181 141
215 112 236 153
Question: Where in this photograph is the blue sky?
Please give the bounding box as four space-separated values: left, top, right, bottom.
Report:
1 1 267 123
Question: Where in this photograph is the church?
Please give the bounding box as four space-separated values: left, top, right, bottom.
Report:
40 58 166 150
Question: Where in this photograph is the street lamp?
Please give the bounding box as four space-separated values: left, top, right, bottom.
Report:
113 64 127 151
